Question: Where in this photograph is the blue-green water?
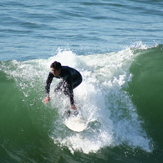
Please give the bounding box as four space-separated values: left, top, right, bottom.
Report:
0 0 163 162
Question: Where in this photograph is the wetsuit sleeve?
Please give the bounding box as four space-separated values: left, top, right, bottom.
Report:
45 72 54 96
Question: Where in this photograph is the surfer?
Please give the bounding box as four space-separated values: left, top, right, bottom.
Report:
43 61 82 110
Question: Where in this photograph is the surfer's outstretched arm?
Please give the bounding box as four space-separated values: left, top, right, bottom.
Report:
44 72 54 103
43 96 51 103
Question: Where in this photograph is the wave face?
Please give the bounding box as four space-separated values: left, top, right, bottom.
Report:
128 44 163 154
1 45 163 162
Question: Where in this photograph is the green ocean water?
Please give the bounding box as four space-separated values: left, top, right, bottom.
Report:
0 45 163 162
128 45 163 162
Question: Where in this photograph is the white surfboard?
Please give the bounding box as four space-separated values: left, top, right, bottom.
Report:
64 110 87 132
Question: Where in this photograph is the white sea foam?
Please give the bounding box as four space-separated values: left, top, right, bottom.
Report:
49 49 153 154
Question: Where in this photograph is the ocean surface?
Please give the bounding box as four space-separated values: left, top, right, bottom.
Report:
0 0 163 162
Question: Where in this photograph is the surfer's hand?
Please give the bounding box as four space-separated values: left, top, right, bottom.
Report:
71 105 77 110
43 97 50 103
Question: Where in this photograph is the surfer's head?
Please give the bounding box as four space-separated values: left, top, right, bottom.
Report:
50 61 62 76
50 61 62 70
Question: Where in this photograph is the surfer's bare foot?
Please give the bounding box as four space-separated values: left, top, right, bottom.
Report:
71 105 77 110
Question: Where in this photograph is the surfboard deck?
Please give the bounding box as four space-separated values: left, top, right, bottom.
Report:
64 109 87 132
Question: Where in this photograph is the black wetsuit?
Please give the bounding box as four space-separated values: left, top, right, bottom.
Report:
45 66 82 105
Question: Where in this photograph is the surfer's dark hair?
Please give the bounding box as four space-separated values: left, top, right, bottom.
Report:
50 61 62 70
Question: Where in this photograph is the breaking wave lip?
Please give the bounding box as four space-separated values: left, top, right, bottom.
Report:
0 43 154 154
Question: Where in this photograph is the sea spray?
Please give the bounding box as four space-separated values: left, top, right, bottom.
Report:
48 49 152 153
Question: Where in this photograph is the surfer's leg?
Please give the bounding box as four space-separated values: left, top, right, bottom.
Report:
72 76 82 89
54 81 64 93
55 81 70 96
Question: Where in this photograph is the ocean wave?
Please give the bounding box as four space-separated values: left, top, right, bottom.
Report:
1 45 158 154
